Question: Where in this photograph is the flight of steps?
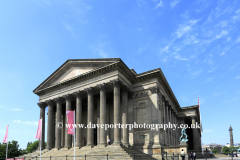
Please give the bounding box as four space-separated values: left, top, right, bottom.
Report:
17 145 159 160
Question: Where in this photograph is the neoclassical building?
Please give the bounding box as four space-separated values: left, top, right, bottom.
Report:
33 58 202 154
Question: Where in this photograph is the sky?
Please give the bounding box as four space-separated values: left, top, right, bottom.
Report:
0 0 239 149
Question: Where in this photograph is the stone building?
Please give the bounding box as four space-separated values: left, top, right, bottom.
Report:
33 58 202 154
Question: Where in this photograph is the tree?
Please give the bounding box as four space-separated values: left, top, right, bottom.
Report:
222 146 230 154
212 148 219 154
26 140 47 153
0 140 24 158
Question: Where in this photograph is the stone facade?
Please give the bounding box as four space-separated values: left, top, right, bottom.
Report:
33 58 202 154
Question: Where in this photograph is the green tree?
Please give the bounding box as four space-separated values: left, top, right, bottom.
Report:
212 148 219 154
0 140 24 158
222 146 230 154
229 146 237 154
26 140 46 153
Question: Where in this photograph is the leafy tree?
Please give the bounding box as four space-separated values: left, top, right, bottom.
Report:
229 146 237 154
0 140 24 158
212 148 219 154
26 140 46 153
222 146 230 154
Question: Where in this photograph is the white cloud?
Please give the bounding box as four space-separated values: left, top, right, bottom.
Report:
14 120 22 123
207 77 213 82
216 30 228 39
236 9 240 14
182 35 199 45
191 70 203 78
174 54 188 61
220 52 225 56
175 20 198 38
170 0 180 8
236 76 240 79
10 108 23 111
236 36 240 43
13 120 38 125
160 45 170 54
62 21 76 38
154 0 163 9
208 67 217 73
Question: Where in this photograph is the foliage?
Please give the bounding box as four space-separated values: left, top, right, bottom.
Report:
26 140 46 153
212 148 219 154
222 146 230 154
0 140 25 158
222 146 238 154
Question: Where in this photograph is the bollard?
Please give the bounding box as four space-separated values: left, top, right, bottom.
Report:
24 157 25 160
107 154 108 160
85 154 86 160
173 153 174 160
177 153 179 160
232 152 233 160
50 155 51 160
36 156 37 160
166 152 168 159
133 152 135 160
66 155 67 160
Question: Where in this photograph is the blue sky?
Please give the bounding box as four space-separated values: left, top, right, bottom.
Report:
0 0 239 149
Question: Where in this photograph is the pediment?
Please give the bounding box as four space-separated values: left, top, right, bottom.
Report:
34 59 120 92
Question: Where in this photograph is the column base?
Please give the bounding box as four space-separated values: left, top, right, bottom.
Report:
122 143 130 147
112 142 122 147
75 144 83 148
63 146 71 150
98 143 107 147
86 144 94 148
52 148 60 151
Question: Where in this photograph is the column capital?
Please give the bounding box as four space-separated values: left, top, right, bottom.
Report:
110 78 122 88
190 115 197 120
162 95 166 101
63 94 72 100
45 99 54 106
121 85 129 93
38 102 46 108
85 87 94 94
53 97 63 103
149 86 160 94
97 83 107 91
73 91 83 97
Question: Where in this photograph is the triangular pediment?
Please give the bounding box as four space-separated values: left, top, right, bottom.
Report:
34 58 120 92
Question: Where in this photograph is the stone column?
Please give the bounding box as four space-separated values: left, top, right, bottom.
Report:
38 102 46 150
122 86 129 146
111 79 121 145
192 116 198 150
64 94 72 148
46 100 54 150
61 107 65 148
169 108 172 146
55 98 62 149
97 84 107 146
166 103 169 145
174 115 176 146
162 96 166 145
86 87 94 147
74 91 83 148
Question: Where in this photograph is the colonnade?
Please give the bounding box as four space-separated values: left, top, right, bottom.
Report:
38 80 129 150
